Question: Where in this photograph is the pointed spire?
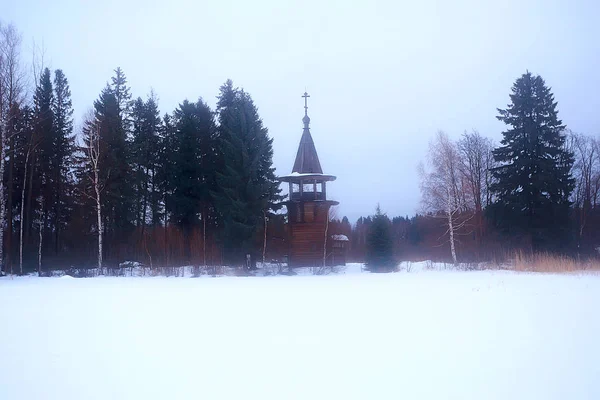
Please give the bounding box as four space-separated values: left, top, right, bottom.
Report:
292 91 323 174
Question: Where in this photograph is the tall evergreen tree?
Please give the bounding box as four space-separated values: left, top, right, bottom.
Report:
111 67 132 130
169 99 217 231
365 205 395 272
212 80 283 266
144 94 162 227
490 71 575 250
156 112 176 227
93 73 134 259
50 69 75 254
130 95 162 231
31 68 54 261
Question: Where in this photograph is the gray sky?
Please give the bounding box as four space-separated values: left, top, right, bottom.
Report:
4 0 600 222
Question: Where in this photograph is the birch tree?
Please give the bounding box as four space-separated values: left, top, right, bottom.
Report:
458 130 495 244
79 111 105 271
419 131 470 264
569 131 599 252
0 23 25 274
36 189 44 275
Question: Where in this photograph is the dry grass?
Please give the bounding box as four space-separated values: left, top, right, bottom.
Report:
511 252 600 273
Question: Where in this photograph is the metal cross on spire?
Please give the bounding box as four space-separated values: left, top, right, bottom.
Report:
302 91 310 116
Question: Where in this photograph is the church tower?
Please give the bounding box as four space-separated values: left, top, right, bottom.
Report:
279 92 341 267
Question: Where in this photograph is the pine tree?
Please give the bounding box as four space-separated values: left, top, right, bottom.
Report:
129 93 162 230
32 68 54 266
490 71 575 250
169 100 216 227
111 67 132 130
145 94 162 227
51 69 75 254
212 80 283 266
92 74 134 260
131 97 144 226
156 112 176 227
365 205 395 272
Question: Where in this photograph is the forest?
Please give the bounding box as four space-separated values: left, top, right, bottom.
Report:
1 20 598 275
0 22 285 274
353 72 599 267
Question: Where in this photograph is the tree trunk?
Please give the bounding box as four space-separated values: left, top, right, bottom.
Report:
19 148 30 274
164 192 168 267
150 168 158 225
447 207 457 265
0 121 6 274
37 202 44 276
203 207 207 267
6 133 15 271
25 154 35 243
55 166 61 255
141 168 148 238
262 211 267 265
136 166 142 228
95 169 103 273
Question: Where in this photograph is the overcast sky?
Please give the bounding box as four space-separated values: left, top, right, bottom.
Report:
4 0 600 222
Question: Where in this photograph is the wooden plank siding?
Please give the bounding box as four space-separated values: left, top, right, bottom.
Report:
287 202 331 266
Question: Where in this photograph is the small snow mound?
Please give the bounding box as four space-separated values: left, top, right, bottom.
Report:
119 261 143 269
331 234 349 241
60 274 75 279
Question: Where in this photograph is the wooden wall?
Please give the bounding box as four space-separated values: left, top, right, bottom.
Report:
287 202 344 267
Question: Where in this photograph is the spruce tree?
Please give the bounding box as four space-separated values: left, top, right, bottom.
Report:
145 94 162 226
130 95 161 231
32 68 54 259
365 205 395 272
111 67 132 130
169 99 216 231
92 73 134 258
131 97 146 227
156 112 176 227
490 71 575 250
212 80 283 266
51 69 75 254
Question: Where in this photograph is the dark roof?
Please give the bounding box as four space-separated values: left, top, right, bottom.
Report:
292 125 323 174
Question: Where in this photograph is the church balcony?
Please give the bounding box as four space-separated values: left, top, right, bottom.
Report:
290 191 326 201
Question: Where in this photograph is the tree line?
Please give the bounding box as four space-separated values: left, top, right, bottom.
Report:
3 19 598 274
0 22 282 275
353 70 598 268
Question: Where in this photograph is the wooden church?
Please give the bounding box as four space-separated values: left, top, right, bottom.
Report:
279 93 348 267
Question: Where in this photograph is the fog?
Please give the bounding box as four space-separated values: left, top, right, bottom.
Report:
4 0 600 221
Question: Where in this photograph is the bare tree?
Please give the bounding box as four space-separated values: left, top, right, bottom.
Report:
569 131 599 250
0 24 6 275
593 140 600 208
0 23 26 274
457 130 495 244
419 131 470 264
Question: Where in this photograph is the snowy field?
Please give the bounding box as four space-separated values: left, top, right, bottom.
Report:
1 263 599 399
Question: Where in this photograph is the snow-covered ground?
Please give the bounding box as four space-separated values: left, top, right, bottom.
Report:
1 264 599 399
